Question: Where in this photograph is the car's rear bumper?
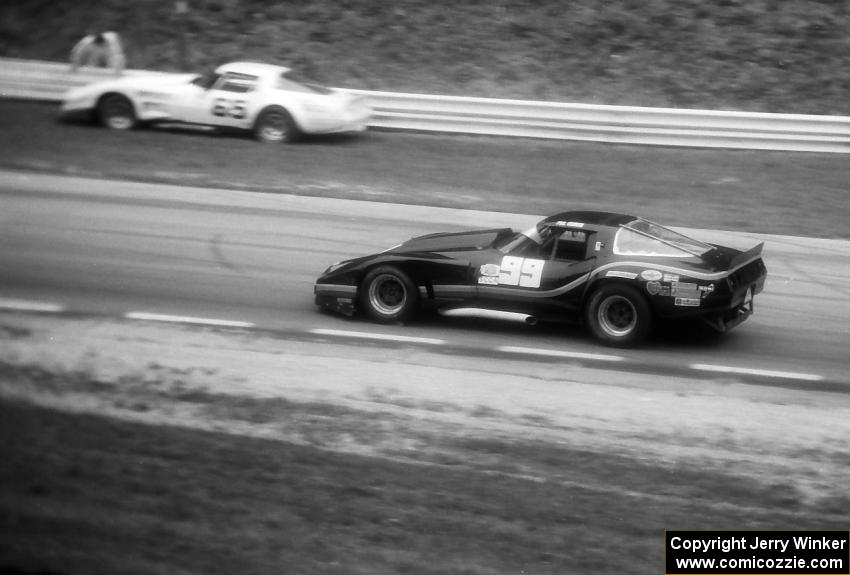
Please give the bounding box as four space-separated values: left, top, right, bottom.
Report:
700 285 758 332
311 119 369 135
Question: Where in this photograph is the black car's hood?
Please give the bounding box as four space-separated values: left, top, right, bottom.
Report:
391 228 513 254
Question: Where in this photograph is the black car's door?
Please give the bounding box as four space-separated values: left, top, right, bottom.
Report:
474 230 596 317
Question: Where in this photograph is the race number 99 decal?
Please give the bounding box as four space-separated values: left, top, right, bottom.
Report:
497 256 545 288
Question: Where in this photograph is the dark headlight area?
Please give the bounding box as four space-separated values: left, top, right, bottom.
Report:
323 260 352 275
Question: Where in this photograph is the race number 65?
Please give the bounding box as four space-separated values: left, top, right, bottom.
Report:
499 256 544 288
212 98 247 119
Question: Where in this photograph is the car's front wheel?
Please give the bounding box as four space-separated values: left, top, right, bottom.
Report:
585 284 652 347
254 106 300 143
97 94 137 130
360 266 419 323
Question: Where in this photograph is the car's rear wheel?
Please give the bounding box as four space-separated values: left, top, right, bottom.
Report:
97 94 137 130
585 284 652 347
360 266 419 323
254 107 300 143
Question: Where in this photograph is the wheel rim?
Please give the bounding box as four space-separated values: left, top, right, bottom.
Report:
368 274 407 315
259 112 288 142
104 98 133 129
597 295 637 338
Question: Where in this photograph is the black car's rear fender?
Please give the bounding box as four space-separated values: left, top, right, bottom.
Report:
582 277 654 313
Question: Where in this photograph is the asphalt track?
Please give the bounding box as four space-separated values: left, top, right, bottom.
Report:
1 169 849 388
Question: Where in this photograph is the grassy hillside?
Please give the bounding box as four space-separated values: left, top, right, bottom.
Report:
1 0 849 114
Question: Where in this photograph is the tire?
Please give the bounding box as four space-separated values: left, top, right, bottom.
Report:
359 266 419 323
254 107 300 143
585 284 653 347
97 94 136 130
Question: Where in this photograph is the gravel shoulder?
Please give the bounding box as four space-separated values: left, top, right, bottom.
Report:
2 312 849 573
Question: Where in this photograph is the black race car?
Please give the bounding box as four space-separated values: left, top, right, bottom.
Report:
314 211 767 347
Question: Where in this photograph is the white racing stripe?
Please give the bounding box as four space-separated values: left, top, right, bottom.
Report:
0 298 65 313
309 328 445 346
497 345 624 362
125 312 255 328
690 363 824 382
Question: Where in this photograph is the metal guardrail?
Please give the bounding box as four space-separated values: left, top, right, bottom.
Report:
3 57 850 153
0 57 175 100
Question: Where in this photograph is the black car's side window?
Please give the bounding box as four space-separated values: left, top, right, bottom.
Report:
508 236 550 259
552 230 588 261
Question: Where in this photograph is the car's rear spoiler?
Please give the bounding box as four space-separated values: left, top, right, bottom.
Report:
729 242 764 271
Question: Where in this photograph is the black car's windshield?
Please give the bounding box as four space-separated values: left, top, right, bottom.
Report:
496 224 550 254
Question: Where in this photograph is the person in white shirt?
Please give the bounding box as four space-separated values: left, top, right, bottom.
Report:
70 31 125 75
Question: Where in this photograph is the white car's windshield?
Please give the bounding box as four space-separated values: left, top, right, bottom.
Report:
192 71 219 90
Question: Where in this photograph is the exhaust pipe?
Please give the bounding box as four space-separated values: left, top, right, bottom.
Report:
440 308 538 325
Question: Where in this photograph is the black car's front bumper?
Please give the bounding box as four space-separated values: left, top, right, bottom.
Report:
314 283 358 316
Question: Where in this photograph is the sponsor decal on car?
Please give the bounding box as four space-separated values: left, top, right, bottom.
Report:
675 297 701 307
480 263 500 277
646 280 662 295
641 269 663 281
672 282 702 300
606 270 638 280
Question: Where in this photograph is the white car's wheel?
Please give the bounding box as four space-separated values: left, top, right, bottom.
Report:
97 94 137 130
254 107 300 143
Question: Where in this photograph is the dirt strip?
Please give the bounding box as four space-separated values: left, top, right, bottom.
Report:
2 312 849 514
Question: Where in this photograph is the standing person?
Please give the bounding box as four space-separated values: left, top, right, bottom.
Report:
69 31 125 75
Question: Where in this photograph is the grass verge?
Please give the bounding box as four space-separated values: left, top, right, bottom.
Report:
1 398 845 575
1 100 849 239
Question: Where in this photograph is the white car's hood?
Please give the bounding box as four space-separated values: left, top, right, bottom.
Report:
63 73 197 100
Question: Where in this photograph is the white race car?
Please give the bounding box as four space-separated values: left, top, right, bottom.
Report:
61 61 371 143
